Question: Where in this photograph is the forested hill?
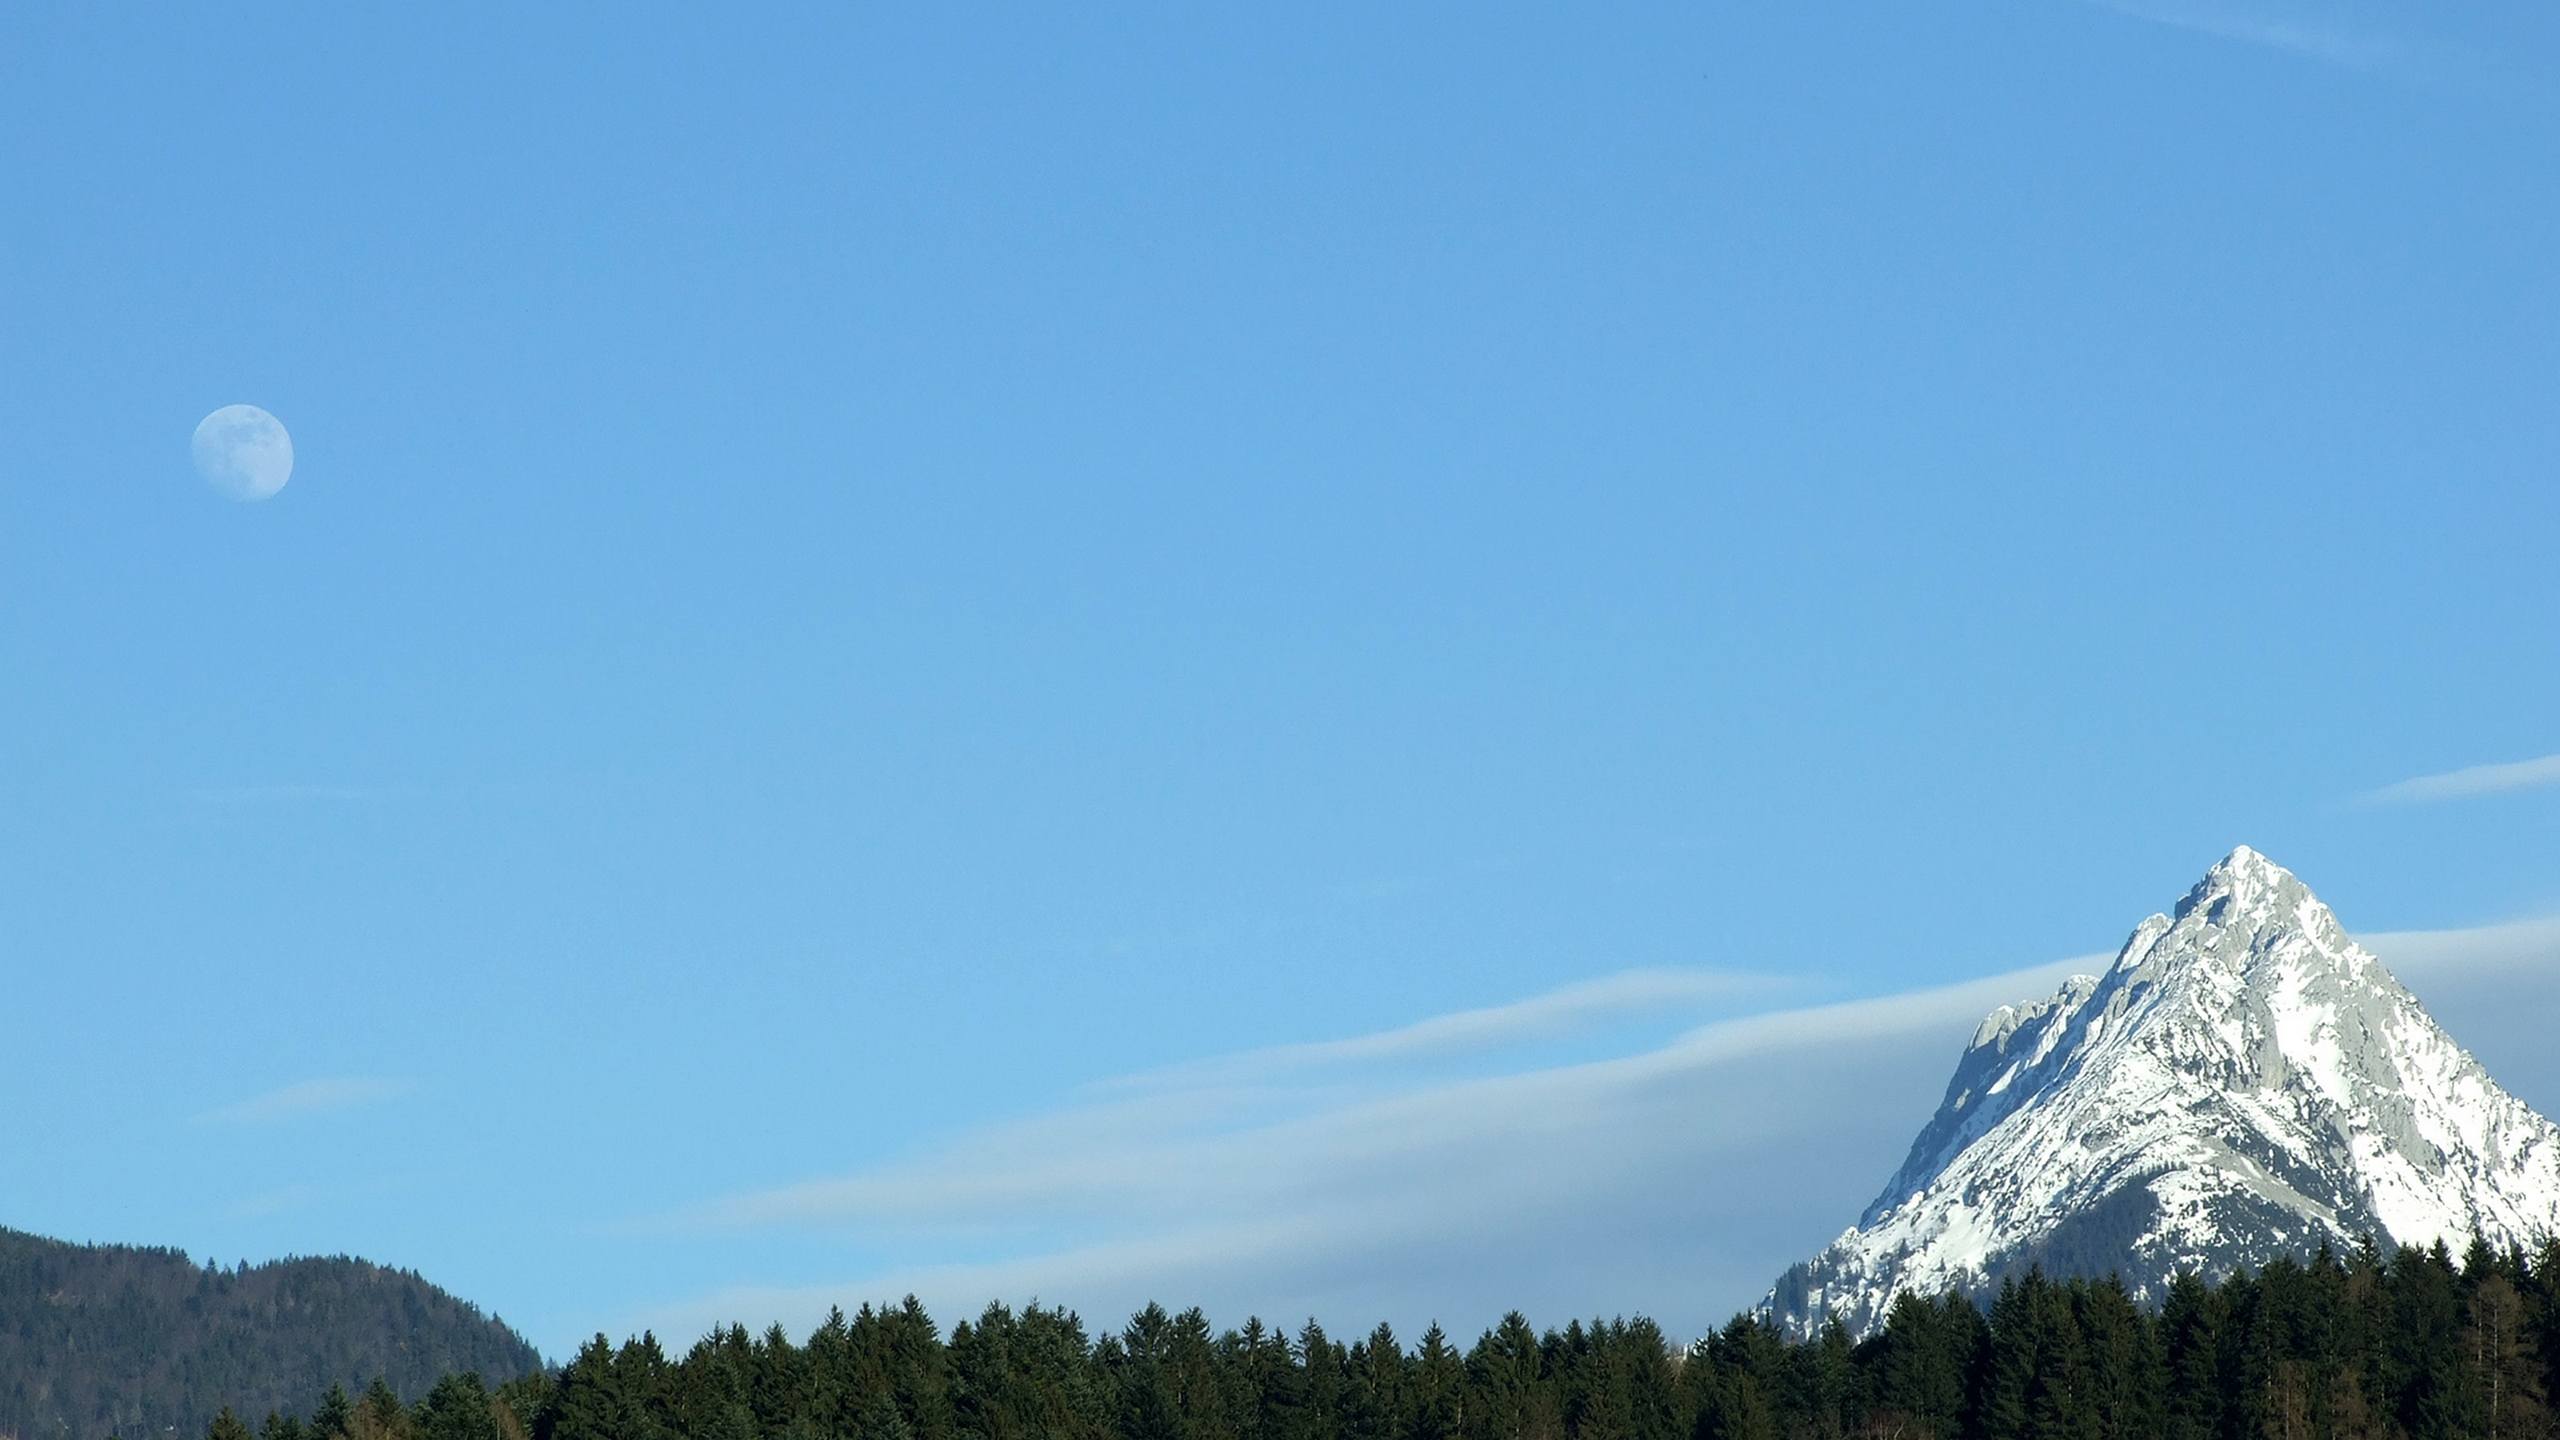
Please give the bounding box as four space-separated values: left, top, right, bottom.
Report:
0 1226 542 1439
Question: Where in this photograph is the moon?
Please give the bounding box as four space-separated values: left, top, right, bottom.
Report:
191 404 294 502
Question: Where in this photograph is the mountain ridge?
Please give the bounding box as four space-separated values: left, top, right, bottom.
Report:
1766 846 2560 1338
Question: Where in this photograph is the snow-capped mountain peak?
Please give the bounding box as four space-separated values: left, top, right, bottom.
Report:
1766 848 2560 1339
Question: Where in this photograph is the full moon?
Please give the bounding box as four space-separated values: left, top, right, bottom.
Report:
191 404 294 502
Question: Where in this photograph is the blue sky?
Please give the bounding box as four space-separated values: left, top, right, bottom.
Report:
3 1 2556 1359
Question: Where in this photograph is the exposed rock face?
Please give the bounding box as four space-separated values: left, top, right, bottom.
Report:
1766 847 2560 1338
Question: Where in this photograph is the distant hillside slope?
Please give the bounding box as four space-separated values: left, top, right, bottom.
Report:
0 1227 543 1438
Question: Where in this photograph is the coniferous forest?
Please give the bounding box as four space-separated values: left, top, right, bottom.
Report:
173 1236 2560 1440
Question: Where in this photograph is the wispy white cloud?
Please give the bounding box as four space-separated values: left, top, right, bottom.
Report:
2086 0 2399 69
2363 752 2560 806
198 1076 414 1126
625 914 2560 1348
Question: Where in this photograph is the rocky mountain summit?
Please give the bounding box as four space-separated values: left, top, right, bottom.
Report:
1767 846 2560 1338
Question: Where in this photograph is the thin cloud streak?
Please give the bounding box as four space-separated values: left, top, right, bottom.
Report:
2364 753 2560 806
198 1076 414 1126
633 916 2560 1346
1103 967 1795 1093
2086 1 2398 69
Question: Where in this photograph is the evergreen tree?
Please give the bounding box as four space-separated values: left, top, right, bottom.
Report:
1172 1307 1238 1440
1020 1303 1111 1440
948 1307 1014 1440
1979 1275 2039 1440
1226 1317 1302 1440
2391 1242 2468 1440
210 1408 257 1440
1106 1302 1235 1440
540 1336 628 1440
1411 1324 1465 1440
2037 1282 2103 1440
1616 1318 1682 1440
805 1306 857 1422
837 1297 958 1440
2070 1276 2161 1440
1345 1322 1408 1440
1874 1293 1967 1440
1568 1354 1633 1440
613 1333 677 1440
359 1380 411 1440
737 1322 801 1433
2338 1236 2397 1440
2527 1240 2560 1440
1468 1313 1556 1440
667 1332 753 1440
2159 1273 2223 1440
1299 1321 1348 1440
952 1301 1018 1434
1693 1370 1775 1440
1111 1304 1181 1440
413 1373 501 1440
1792 1317 1859 1440
311 1386 358 1440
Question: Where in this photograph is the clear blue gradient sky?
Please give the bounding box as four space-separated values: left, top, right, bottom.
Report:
4 1 2557 1358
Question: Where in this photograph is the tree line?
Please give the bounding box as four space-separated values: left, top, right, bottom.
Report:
206 1236 2560 1440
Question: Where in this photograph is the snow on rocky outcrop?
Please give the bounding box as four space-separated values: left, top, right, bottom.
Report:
1766 846 2560 1338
